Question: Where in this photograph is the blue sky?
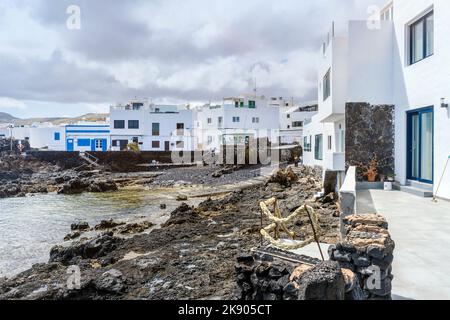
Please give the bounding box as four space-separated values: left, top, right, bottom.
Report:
0 0 385 119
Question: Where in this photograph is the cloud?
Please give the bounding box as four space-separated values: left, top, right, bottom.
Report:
0 97 27 110
0 0 387 115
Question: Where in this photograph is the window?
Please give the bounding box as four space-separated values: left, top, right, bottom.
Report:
152 141 160 148
303 136 312 152
235 101 239 108
252 117 260 123
207 136 213 144
249 100 256 108
176 123 184 135
287 114 291 119
292 121 303 128
240 101 244 108
54 132 60 141
323 69 331 101
314 134 323 160
128 120 139 129
410 11 434 64
232 116 240 123
152 123 160 136
287 125 291 129
327 135 332 150
176 141 184 148
114 120 125 129
218 117 223 127
77 139 90 147
207 118 212 124
95 139 103 149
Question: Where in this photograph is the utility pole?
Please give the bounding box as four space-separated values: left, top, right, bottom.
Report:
9 125 13 152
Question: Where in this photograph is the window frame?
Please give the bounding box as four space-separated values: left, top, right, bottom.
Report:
114 120 125 129
292 121 303 128
152 141 160 149
128 120 139 129
323 68 331 101
314 134 323 160
409 10 434 65
152 123 160 136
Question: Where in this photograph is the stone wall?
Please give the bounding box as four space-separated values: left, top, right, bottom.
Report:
329 214 395 300
345 103 395 181
235 248 363 300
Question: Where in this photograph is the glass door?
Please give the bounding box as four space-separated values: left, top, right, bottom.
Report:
407 107 434 184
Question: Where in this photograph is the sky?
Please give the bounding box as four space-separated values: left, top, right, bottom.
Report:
0 0 385 118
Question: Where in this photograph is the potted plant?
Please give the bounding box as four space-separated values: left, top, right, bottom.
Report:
365 158 378 182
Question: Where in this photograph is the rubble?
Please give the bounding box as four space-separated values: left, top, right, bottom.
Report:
266 167 299 187
0 165 340 300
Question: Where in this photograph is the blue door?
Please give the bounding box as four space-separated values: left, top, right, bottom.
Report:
67 139 74 151
407 107 434 184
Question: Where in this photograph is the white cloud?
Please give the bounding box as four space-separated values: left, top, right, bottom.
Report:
0 97 27 110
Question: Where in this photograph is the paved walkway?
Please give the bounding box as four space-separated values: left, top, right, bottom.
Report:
357 190 450 300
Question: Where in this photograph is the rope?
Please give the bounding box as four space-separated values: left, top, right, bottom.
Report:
259 197 322 252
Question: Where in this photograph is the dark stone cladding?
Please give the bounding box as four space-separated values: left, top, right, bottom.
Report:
345 103 395 182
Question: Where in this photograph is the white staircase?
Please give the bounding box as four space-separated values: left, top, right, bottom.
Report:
79 152 100 168
394 180 433 198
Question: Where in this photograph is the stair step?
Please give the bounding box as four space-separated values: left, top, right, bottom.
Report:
398 185 433 198
406 179 433 191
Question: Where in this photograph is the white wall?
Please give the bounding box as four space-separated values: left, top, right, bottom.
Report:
392 0 450 198
347 20 394 104
29 127 65 150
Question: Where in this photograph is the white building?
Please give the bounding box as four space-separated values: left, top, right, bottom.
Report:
279 104 318 145
303 0 450 199
0 124 65 150
65 123 110 152
198 94 281 151
109 100 197 151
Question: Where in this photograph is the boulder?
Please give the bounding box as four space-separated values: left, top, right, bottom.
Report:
94 269 125 294
71 222 90 231
296 261 345 300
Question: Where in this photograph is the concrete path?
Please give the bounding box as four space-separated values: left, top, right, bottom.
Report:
357 190 450 300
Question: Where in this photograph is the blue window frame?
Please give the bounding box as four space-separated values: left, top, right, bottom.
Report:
54 132 60 141
407 106 434 184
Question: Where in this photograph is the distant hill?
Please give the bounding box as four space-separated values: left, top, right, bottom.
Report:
0 112 108 126
0 112 18 123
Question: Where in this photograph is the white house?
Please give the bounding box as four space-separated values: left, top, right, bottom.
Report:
0 124 65 150
279 104 318 145
65 123 110 152
197 94 281 151
303 0 450 199
109 100 197 152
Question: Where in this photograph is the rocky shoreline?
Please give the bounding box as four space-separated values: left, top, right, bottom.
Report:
0 164 340 300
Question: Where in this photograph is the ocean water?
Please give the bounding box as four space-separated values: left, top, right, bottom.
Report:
0 189 181 278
